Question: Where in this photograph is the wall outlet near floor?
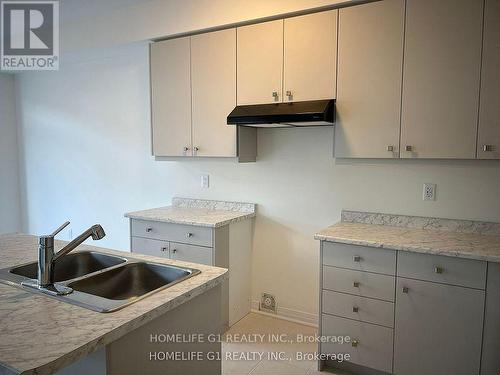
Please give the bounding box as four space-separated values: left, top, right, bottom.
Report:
423 183 436 201
201 174 209 188
260 293 277 314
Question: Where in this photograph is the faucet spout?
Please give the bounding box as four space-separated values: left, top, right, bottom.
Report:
53 225 106 262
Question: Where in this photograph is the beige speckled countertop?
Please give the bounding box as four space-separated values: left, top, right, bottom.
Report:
125 197 256 228
315 211 500 263
0 233 227 375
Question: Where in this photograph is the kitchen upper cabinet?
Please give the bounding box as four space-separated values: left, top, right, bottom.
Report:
394 278 484 375
150 37 192 157
237 20 283 105
401 0 484 159
283 10 337 102
334 0 404 158
191 29 237 157
477 0 500 159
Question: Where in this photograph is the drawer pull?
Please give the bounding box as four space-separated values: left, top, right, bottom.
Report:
187 232 193 238
351 339 359 347
402 286 409 294
434 266 444 274
353 255 362 262
172 248 177 253
352 306 359 313
353 281 360 288
146 227 153 233
161 247 167 252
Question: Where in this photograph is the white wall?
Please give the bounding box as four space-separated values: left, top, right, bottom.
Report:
0 74 21 234
14 0 500 320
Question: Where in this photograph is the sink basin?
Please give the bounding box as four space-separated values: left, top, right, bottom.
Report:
9 251 126 282
68 262 193 301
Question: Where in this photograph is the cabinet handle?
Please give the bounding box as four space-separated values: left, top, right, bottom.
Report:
146 227 153 233
183 146 190 152
434 266 444 274
272 91 279 100
351 339 359 347
186 232 193 238
402 286 409 294
483 144 494 152
172 248 177 253
352 306 359 313
405 145 413 152
353 281 360 288
353 255 361 262
161 247 167 252
387 145 394 152
286 90 293 100
193 147 199 152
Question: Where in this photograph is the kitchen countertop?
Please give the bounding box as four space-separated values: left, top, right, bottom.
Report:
125 197 256 228
315 211 500 263
0 233 228 375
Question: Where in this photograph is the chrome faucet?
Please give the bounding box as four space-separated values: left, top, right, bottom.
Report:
23 221 106 295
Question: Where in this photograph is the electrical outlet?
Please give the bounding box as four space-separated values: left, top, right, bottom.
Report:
201 174 209 188
260 293 277 314
423 183 436 201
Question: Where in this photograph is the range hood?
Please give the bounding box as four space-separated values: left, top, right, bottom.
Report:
227 99 335 128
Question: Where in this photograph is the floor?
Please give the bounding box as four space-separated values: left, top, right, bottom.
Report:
222 313 346 375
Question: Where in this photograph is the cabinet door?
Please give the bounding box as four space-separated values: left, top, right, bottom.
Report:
170 242 213 266
191 29 236 157
394 278 484 375
401 0 483 159
335 0 404 158
150 37 192 156
131 237 169 257
481 262 500 375
283 10 337 102
477 0 500 159
237 20 283 105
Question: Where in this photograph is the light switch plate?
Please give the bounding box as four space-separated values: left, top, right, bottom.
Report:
423 183 436 201
201 174 209 188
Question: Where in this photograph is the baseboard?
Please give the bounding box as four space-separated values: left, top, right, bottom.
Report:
251 300 319 328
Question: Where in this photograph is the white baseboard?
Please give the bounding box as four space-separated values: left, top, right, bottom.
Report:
251 300 319 328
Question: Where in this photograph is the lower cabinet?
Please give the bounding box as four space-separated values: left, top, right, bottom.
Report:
394 278 485 375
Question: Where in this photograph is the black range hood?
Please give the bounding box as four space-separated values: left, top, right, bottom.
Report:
227 99 335 128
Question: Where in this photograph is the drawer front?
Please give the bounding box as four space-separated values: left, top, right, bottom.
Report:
321 314 393 374
397 251 487 289
322 290 394 328
131 236 169 257
170 242 213 266
322 242 396 275
323 266 395 302
131 219 213 247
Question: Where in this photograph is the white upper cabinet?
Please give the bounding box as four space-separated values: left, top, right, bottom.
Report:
335 0 404 158
283 10 337 102
191 29 237 157
237 20 284 105
150 37 192 157
477 0 500 160
401 0 484 159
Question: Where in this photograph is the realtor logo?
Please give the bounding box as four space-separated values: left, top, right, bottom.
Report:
1 0 59 70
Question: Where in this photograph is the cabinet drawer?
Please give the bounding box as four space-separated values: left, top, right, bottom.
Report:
323 266 395 302
321 314 393 374
131 219 213 247
131 236 169 258
322 290 394 328
397 251 487 289
322 242 396 275
170 242 213 266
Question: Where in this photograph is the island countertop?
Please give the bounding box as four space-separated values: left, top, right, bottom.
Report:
124 197 256 228
0 233 227 375
315 211 500 263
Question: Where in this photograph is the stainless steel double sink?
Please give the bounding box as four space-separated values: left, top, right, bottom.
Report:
0 251 200 312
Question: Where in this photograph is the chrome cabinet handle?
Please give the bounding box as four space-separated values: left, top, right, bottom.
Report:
171 248 177 253
161 247 167 252
402 286 409 294
483 144 493 152
193 147 199 152
351 339 359 347
146 227 153 233
286 90 293 100
405 145 413 152
353 281 360 288
272 91 279 100
183 146 189 152
353 255 361 262
387 145 394 152
186 232 193 238
434 266 444 274
352 306 359 313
